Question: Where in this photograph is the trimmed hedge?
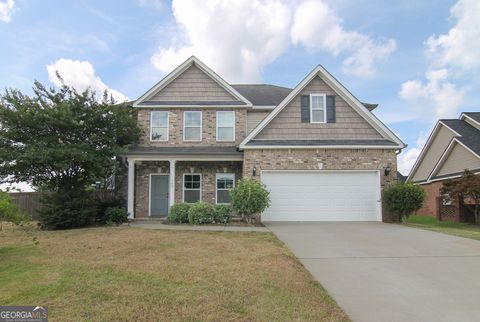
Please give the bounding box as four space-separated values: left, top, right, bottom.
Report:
188 202 215 225
105 207 129 225
213 205 232 224
168 203 191 223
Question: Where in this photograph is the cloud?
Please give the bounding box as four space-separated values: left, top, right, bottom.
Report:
400 69 465 120
399 0 478 122
151 0 395 82
398 147 421 176
426 0 480 72
46 59 128 102
290 0 396 77
0 0 14 23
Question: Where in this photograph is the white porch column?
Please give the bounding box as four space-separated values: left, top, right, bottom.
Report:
169 160 176 208
127 159 135 219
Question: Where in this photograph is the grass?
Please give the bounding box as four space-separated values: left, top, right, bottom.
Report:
407 215 480 241
0 224 349 322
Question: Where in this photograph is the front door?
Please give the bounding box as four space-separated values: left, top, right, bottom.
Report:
150 175 169 216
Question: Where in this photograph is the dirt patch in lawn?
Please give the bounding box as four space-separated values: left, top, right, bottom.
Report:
0 225 349 321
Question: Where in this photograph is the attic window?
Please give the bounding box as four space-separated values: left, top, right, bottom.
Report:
310 94 326 123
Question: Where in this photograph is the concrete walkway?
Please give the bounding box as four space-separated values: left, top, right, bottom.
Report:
130 221 268 232
264 221 480 322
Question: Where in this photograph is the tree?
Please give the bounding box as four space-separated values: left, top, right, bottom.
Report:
0 190 30 230
230 178 270 224
0 81 140 228
383 182 426 223
441 170 480 224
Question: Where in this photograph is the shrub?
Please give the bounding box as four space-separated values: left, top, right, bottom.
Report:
230 178 270 223
188 202 214 225
0 191 30 230
94 193 125 225
213 205 232 224
39 190 96 229
383 182 426 223
105 207 129 225
168 203 191 223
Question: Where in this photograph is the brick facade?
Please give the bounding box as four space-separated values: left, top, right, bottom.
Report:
242 148 399 222
134 160 242 218
137 108 247 147
416 181 443 217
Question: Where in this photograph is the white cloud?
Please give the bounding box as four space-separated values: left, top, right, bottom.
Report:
426 0 480 72
46 59 128 102
398 147 421 176
151 0 395 82
0 0 14 23
290 0 396 77
399 0 478 122
400 69 465 120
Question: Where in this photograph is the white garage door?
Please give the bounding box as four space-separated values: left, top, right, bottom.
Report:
261 171 381 221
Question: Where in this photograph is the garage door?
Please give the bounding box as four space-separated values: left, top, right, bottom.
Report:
261 171 380 221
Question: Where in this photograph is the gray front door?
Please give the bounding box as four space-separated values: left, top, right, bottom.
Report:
150 175 169 216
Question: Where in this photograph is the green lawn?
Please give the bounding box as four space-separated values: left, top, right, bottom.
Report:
0 224 349 322
407 215 480 241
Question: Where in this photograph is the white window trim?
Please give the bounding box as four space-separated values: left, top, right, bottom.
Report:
215 173 235 205
183 173 202 203
183 111 202 142
150 111 169 141
309 94 327 124
216 111 235 142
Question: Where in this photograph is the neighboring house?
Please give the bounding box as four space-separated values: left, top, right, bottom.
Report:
124 56 405 222
407 112 480 221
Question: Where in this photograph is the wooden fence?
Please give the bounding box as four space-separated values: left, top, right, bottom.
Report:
9 190 117 220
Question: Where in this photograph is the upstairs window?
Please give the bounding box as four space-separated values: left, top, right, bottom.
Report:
150 111 169 141
184 111 202 141
310 94 326 123
216 111 235 141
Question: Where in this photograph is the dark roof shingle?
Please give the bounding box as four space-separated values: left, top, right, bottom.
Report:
231 84 292 106
245 139 397 147
440 119 480 156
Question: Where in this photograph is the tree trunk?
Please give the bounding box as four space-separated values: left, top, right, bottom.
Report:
475 204 480 225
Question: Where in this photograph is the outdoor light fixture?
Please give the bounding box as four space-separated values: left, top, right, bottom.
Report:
384 165 392 176
252 160 257 176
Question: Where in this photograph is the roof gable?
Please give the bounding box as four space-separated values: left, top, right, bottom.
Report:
239 65 405 149
134 56 252 108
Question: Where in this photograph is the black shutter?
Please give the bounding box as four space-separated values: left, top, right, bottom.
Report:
300 95 310 123
326 95 336 123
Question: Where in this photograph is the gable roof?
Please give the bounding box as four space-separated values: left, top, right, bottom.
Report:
407 114 480 183
463 112 480 123
239 64 405 149
134 56 252 108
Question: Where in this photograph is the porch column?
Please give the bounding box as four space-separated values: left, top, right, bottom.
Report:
127 159 135 219
169 160 176 208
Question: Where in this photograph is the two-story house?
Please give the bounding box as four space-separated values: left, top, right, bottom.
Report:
125 56 405 221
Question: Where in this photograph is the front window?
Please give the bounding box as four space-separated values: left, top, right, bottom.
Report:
216 173 234 204
216 111 235 141
183 174 201 203
184 111 202 141
310 94 326 123
150 111 169 141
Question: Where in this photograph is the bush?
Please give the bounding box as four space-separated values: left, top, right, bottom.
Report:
0 191 30 229
213 205 232 224
39 190 96 229
188 202 215 225
94 193 125 225
230 178 270 223
383 182 426 223
105 207 128 225
168 203 191 223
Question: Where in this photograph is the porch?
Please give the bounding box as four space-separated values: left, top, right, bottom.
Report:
125 147 243 219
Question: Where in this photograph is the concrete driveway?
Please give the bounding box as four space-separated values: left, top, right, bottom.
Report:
265 222 480 322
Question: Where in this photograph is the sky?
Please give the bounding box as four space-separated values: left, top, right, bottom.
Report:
1 0 480 191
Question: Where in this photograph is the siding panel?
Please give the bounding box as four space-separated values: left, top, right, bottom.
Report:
436 143 480 176
247 111 269 133
255 76 383 139
149 64 237 102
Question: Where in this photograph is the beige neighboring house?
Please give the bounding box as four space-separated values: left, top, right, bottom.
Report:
124 56 405 222
407 112 480 221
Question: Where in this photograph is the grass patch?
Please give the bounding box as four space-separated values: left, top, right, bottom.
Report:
0 225 349 321
407 215 480 241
